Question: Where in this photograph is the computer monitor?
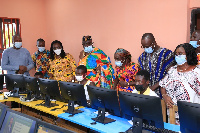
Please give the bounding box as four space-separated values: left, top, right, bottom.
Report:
1 108 37 133
36 120 75 133
177 101 200 133
5 74 26 97
118 91 164 132
23 76 40 100
59 81 87 107
0 103 8 129
0 75 4 90
87 85 121 117
38 78 61 107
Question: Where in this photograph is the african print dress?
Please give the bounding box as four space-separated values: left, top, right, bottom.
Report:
197 53 200 65
48 53 76 82
78 47 115 89
31 50 50 78
116 62 140 92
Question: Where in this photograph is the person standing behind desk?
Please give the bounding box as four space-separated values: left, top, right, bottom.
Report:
75 65 95 101
48 40 76 82
112 48 140 92
78 35 115 89
31 38 50 79
132 70 158 97
190 30 200 65
138 33 174 98
1 34 34 75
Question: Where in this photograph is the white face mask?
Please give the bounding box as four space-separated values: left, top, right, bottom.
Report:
75 75 84 81
14 42 22 48
53 49 61 55
38 47 45 52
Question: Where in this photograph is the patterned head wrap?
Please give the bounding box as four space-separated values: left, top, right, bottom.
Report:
115 48 131 61
82 36 92 42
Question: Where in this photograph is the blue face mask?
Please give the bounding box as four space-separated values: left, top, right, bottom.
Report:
14 42 22 48
189 41 199 48
115 61 123 67
144 46 154 53
175 55 187 65
38 47 45 52
84 45 93 53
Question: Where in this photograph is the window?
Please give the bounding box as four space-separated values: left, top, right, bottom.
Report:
0 18 21 74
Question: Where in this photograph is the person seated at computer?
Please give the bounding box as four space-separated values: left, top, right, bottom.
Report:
132 70 158 97
1 34 34 75
78 35 115 89
75 65 95 100
112 48 140 92
31 38 50 79
160 43 200 125
34 71 44 79
48 40 76 82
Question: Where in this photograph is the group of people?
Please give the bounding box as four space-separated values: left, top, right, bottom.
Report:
1 30 200 125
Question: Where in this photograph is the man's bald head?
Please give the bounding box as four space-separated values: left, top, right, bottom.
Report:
141 33 155 42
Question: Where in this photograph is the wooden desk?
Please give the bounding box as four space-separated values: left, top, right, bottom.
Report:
0 97 87 133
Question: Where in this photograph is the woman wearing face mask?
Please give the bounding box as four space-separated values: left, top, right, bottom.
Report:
48 40 76 82
160 43 200 125
112 48 140 92
78 36 115 89
75 65 95 100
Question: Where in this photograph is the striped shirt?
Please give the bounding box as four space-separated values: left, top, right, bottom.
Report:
138 47 174 97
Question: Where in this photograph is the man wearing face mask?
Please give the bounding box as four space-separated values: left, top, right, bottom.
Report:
78 36 115 89
31 38 50 78
138 33 174 98
75 65 95 100
1 34 34 75
132 70 158 97
190 30 200 65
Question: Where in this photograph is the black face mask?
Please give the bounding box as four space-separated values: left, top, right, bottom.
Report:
135 85 146 92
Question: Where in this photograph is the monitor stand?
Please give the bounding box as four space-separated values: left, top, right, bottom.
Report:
35 95 59 108
9 88 20 98
91 107 116 124
63 101 83 116
125 117 143 133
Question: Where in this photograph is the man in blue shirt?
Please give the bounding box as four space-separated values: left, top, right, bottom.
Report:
1 34 34 75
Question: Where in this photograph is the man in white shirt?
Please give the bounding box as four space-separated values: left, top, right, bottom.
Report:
132 70 158 97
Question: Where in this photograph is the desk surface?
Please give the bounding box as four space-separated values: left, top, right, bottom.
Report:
0 97 180 133
58 107 180 133
0 97 83 117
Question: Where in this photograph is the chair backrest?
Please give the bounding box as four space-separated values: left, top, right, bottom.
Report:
161 99 167 122
169 105 178 124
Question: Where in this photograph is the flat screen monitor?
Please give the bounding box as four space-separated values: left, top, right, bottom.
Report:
24 76 40 100
0 103 8 130
59 81 87 107
177 101 200 133
118 91 164 131
0 75 4 90
36 120 75 133
38 78 61 107
1 109 37 133
5 74 25 90
87 85 121 117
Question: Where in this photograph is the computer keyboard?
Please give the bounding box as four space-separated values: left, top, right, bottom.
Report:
142 123 179 133
124 123 179 133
